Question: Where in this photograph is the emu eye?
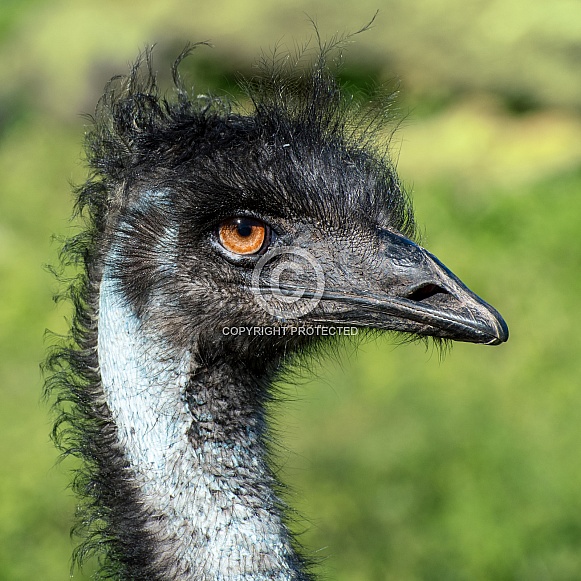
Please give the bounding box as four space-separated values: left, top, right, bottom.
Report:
218 217 269 255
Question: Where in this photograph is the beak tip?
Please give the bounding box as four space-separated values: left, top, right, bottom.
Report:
486 313 509 345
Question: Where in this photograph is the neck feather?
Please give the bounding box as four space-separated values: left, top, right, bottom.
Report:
98 271 309 580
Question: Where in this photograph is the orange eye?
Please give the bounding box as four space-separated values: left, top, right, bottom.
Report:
218 217 268 255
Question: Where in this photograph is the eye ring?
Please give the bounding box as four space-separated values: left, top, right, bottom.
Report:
218 217 270 256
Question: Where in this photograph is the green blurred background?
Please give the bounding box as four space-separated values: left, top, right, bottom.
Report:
1 1 580 579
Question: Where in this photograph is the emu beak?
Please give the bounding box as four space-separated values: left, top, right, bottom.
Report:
316 230 509 345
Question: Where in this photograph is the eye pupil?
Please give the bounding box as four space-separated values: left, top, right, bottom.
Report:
237 222 253 237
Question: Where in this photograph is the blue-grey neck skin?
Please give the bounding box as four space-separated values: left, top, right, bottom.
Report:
98 250 308 580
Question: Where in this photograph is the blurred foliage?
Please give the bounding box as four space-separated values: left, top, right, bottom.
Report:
1 0 580 121
0 0 580 580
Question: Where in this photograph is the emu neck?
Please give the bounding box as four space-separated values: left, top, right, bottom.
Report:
98 274 307 580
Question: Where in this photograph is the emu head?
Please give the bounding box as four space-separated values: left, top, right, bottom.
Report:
93 48 508 370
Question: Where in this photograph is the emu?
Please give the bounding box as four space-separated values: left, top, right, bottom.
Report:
47 43 508 580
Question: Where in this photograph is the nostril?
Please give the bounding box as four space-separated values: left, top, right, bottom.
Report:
407 283 450 302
